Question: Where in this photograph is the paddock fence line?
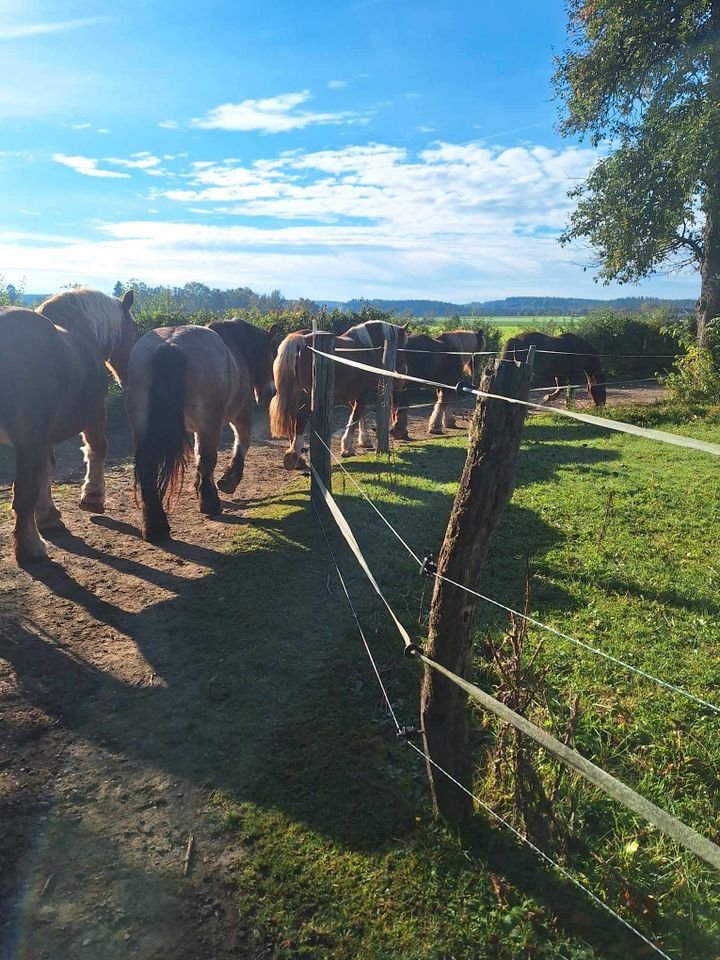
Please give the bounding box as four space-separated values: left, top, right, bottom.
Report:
309 423 720 715
307 345 720 457
310 464 709 959
300 334 719 955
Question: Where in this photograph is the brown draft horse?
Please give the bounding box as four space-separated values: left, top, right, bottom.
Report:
394 329 486 437
0 288 137 564
126 319 278 543
501 332 606 406
270 320 410 467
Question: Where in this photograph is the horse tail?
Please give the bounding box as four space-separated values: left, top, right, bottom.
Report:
269 334 305 438
134 344 191 511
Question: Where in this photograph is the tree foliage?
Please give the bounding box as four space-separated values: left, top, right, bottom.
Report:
554 0 720 344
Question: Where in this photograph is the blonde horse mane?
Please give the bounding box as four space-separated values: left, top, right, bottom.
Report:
38 288 126 358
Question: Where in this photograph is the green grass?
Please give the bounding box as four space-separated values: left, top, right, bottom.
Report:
416 316 574 344
174 404 720 959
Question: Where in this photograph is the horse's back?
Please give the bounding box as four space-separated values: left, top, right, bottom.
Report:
502 331 600 378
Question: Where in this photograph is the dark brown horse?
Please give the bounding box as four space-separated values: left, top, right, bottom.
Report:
126 319 278 543
394 329 486 437
0 288 137 564
502 332 606 406
270 320 409 467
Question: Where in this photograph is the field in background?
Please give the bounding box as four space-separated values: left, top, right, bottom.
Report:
415 316 577 344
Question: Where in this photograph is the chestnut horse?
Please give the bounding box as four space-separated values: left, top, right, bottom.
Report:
0 288 136 564
270 320 409 468
502 332 606 406
394 329 486 437
126 319 277 543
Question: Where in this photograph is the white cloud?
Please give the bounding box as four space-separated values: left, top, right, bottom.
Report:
52 153 130 179
8 136 697 300
328 79 348 89
158 119 179 129
191 90 362 133
0 17 106 39
106 154 163 171
71 122 92 130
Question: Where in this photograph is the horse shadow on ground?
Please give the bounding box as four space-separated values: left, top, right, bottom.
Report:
3 447 712 956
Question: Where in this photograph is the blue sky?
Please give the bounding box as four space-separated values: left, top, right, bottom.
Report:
0 0 699 301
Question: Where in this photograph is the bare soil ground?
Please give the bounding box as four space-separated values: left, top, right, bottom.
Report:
0 384 668 960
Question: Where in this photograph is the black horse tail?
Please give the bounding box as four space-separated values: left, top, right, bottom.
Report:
134 344 191 518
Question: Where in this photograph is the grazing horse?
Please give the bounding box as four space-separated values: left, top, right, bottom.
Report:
126 319 278 543
270 320 409 468
501 332 606 406
395 329 486 437
0 288 136 564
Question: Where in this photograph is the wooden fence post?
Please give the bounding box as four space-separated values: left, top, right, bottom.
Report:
376 326 399 454
420 354 533 822
310 331 335 512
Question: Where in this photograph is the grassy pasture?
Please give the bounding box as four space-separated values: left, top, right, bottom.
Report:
184 403 719 959
416 316 576 344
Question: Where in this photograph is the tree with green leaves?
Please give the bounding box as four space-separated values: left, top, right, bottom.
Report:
554 1 720 346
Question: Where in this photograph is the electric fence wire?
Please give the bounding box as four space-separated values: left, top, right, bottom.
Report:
308 424 720 715
310 473 677 960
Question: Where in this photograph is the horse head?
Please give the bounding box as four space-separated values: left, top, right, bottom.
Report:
107 290 137 386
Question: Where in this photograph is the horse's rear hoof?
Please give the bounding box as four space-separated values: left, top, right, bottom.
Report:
340 449 355 458
217 475 240 494
283 452 299 470
36 513 67 533
14 539 49 565
79 498 105 514
143 524 171 544
200 501 223 517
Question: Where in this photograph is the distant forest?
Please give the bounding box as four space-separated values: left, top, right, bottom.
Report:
333 295 696 317
15 281 695 318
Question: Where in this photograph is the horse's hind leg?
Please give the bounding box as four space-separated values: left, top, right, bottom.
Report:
218 405 252 495
35 448 65 532
441 390 457 429
341 401 363 457
542 378 563 403
79 407 107 513
428 388 446 434
194 427 223 516
13 442 49 564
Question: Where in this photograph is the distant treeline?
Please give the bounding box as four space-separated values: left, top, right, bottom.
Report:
333 295 696 317
12 282 696 319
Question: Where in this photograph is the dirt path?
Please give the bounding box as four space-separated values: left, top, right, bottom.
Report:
0 384 668 959
0 409 295 960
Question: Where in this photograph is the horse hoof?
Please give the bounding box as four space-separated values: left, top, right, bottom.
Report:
217 475 240 494
14 539 49 565
428 428 444 436
143 524 171 544
200 501 224 517
340 449 355 458
444 420 458 429
79 498 105 514
35 510 67 533
283 452 300 471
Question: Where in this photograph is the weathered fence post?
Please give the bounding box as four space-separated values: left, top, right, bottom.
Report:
376 325 399 454
310 330 335 512
420 353 534 823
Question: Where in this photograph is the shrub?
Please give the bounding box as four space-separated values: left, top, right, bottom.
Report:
664 346 720 404
561 308 684 377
